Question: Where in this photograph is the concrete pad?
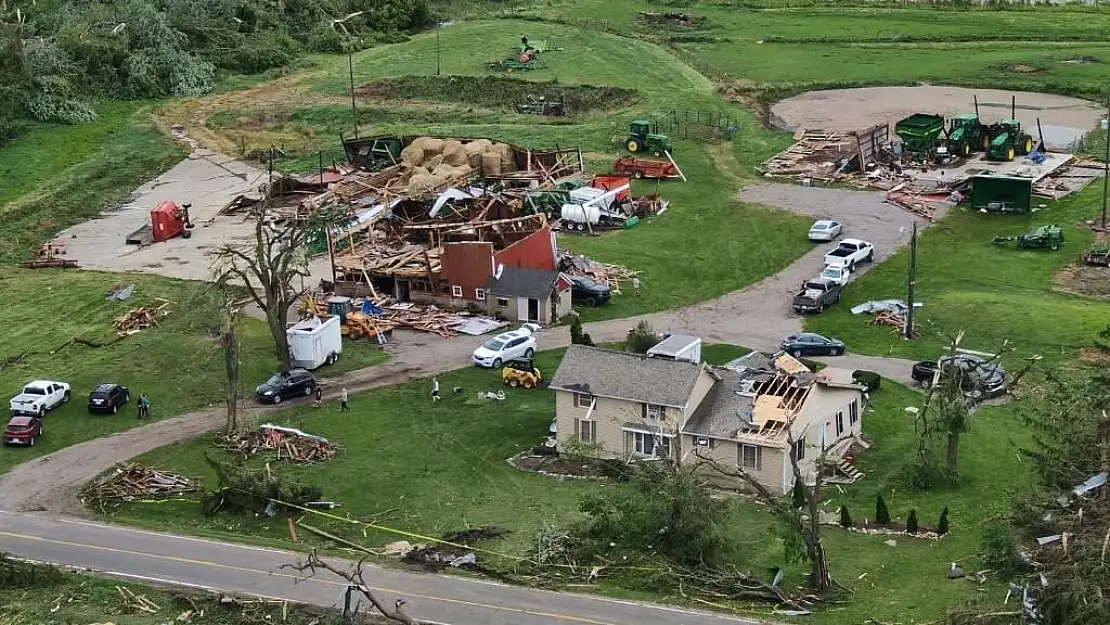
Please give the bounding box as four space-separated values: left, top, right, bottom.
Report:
909 151 1073 190
56 150 269 282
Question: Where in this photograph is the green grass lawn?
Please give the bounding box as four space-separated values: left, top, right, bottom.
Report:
103 347 1026 624
0 270 388 474
807 185 1110 364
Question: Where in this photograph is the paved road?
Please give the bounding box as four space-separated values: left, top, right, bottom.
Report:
0 512 768 625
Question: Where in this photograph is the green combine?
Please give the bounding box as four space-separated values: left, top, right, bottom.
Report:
992 224 1063 251
894 113 945 159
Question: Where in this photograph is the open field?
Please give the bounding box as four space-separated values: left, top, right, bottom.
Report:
0 270 387 475
102 348 1029 624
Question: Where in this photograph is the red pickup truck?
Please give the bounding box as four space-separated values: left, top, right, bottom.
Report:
4 416 42 446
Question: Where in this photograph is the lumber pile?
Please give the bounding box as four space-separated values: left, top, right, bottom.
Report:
82 463 197 509
870 311 917 334
558 251 642 295
117 585 161 613
216 425 337 464
884 188 938 221
382 303 458 337
758 130 857 179
112 303 171 334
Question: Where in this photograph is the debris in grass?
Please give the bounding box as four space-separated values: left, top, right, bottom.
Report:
557 250 642 295
112 303 171 334
215 424 337 464
442 526 509 545
106 284 135 301
116 584 160 613
82 463 198 510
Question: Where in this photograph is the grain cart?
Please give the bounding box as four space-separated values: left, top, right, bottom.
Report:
986 119 1035 162
625 119 673 156
945 113 990 156
992 224 1063 251
894 113 945 159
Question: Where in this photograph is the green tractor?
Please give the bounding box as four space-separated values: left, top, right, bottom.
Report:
944 113 989 157
626 119 672 156
992 224 1063 251
986 119 1035 162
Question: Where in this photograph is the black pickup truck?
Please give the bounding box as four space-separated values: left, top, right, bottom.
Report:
792 278 842 314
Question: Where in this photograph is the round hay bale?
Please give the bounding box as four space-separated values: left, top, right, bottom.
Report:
409 137 427 151
400 145 424 167
481 152 502 177
424 153 444 171
442 142 468 167
456 164 472 176
432 163 455 177
466 151 482 170
408 173 440 198
422 137 445 157
411 165 429 177
465 138 492 154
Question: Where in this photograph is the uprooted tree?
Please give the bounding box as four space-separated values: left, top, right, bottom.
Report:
214 205 336 368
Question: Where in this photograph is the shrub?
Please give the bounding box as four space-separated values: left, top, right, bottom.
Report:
791 481 807 509
626 320 657 354
980 522 1030 580
876 494 891 525
839 505 853 528
938 506 950 535
906 509 919 534
570 315 594 346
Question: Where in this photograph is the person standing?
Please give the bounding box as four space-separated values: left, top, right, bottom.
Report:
432 378 441 403
339 388 351 412
137 393 149 420
313 386 323 409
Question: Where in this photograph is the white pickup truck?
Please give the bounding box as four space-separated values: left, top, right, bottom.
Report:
9 380 70 417
824 238 874 270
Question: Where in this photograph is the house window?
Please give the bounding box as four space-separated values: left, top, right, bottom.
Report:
836 411 845 436
450 285 463 298
643 403 665 420
849 400 859 425
475 288 486 301
739 444 762 470
792 437 806 461
574 393 594 409
574 419 596 443
496 297 510 308
632 432 670 458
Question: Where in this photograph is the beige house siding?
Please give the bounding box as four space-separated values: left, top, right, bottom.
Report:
685 436 788 492
555 391 681 460
790 386 863 483
683 368 717 418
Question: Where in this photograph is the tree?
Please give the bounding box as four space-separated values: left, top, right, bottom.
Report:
839 505 853 529
906 509 919 534
569 314 593 346
283 551 418 624
626 320 657 353
875 494 891 525
215 205 332 368
792 480 807 509
937 506 950 535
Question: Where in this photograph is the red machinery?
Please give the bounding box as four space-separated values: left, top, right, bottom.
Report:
612 156 679 180
126 201 195 245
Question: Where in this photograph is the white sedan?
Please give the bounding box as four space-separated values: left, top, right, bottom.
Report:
808 220 843 242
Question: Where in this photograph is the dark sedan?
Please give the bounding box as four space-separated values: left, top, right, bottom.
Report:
568 275 611 307
255 369 317 404
912 354 1006 398
780 333 845 357
88 383 129 414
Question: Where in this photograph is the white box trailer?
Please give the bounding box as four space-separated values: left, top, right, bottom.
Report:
287 315 342 370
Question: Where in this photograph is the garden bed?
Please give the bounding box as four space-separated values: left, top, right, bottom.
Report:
356 75 639 112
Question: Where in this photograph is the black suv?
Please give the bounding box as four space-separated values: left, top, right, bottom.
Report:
255 369 317 404
568 275 611 307
87 383 130 414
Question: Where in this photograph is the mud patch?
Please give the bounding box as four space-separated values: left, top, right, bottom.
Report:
1079 346 1110 364
356 75 639 113
996 63 1044 74
636 10 708 28
1054 264 1110 298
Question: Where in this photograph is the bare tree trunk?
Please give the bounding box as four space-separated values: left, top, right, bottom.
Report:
946 431 960 474
806 462 831 591
223 322 240 432
264 284 291 368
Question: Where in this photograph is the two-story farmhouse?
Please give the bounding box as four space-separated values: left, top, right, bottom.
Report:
549 341 867 493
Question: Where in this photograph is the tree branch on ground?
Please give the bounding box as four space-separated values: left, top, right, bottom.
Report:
282 550 420 624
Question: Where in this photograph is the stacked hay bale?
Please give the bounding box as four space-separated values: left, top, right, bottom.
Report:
404 136 515 197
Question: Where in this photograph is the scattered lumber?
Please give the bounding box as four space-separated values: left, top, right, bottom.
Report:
82 464 197 509
112 303 171 334
558 251 641 295
116 585 161 613
216 424 337 464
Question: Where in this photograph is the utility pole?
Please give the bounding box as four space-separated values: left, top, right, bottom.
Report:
318 151 324 186
348 45 358 138
904 221 917 340
1102 99 1109 229
436 23 441 76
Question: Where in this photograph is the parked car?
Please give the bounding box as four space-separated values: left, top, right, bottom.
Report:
792 278 842 314
819 264 852 287
255 369 317 404
9 380 70 417
473 326 538 368
568 275 612 307
824 238 875 270
88 383 130 414
911 354 1007 398
808 220 843 242
4 416 42 446
780 333 846 357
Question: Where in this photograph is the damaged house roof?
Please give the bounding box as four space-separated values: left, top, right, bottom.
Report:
487 267 560 300
549 345 705 408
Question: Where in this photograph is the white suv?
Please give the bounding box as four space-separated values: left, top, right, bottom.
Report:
472 325 539 368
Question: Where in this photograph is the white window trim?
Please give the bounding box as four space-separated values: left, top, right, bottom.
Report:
496 297 510 308
450 285 463 298
573 393 595 409
475 288 486 301
644 403 665 420
740 444 762 471
628 430 672 458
